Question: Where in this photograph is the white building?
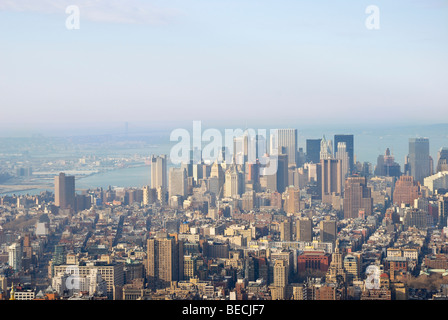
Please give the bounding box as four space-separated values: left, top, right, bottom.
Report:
8 242 22 272
424 171 448 194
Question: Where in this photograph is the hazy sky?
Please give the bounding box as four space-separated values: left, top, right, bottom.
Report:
0 0 447 133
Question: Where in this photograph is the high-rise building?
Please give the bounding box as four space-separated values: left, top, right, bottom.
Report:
424 172 448 194
273 259 289 288
306 139 322 164
321 159 343 204
150 155 167 191
275 129 298 167
8 242 22 272
374 148 401 178
436 147 448 173
168 167 187 199
334 135 354 174
343 176 373 219
54 172 75 210
335 142 350 180
319 217 337 244
147 236 184 290
296 218 313 242
320 136 333 160
438 194 448 228
224 166 243 198
276 154 288 193
210 161 225 198
393 175 421 206
344 254 361 284
280 219 293 241
285 186 301 215
408 138 431 184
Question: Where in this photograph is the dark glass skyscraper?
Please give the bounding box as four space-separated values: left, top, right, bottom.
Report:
334 134 354 174
306 139 322 164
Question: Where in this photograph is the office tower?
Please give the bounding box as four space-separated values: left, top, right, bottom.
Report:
319 217 337 244
183 255 197 281
280 219 293 241
143 186 157 206
320 136 333 160
168 167 187 199
408 138 431 184
52 244 66 265
334 134 354 174
438 194 448 228
224 166 243 198
245 161 260 192
273 259 289 288
276 154 288 193
393 175 421 206
210 161 225 198
285 186 301 215
296 218 313 242
306 139 322 164
374 148 401 178
321 159 343 204
297 148 306 168
436 147 448 173
424 172 448 194
192 163 204 183
150 155 167 191
54 172 75 210
344 254 360 284
343 176 373 219
233 133 249 164
147 236 184 289
8 242 22 272
275 129 298 167
335 142 349 180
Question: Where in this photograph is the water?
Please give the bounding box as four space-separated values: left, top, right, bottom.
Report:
76 165 151 190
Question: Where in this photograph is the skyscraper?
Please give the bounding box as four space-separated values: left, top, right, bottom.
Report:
320 158 343 204
335 142 349 180
296 218 313 242
150 155 167 191
275 129 298 167
168 167 187 199
436 147 448 173
54 172 75 210
276 154 288 193
393 175 421 206
147 236 184 289
374 148 401 178
319 217 337 245
280 219 293 241
334 134 354 174
224 166 243 198
320 136 333 160
306 139 322 164
408 138 431 184
8 242 22 272
343 176 373 219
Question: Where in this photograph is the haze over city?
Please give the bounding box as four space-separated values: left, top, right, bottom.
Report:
1 0 448 307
